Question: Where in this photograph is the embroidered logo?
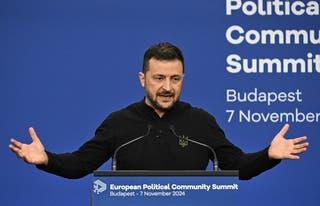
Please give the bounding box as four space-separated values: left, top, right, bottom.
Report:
179 135 189 148
93 179 107 194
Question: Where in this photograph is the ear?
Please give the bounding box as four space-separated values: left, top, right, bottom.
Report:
138 72 145 87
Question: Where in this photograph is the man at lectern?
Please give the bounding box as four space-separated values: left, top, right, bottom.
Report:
9 42 309 180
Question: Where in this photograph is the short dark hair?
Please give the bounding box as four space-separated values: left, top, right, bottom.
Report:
142 42 184 74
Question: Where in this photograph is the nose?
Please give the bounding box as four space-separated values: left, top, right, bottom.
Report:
162 78 172 91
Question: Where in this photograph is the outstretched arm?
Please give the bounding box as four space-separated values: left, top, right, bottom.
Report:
9 127 48 165
268 124 309 160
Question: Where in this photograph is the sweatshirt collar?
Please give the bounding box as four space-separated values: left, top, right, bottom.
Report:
138 97 181 119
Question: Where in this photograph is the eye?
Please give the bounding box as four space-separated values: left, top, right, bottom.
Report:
153 75 165 81
171 76 182 83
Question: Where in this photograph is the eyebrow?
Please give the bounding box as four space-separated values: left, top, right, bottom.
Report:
152 74 183 77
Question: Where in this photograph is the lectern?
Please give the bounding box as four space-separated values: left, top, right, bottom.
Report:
92 170 239 206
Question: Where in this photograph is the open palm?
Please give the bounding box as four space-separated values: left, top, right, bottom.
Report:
268 124 309 160
9 127 48 165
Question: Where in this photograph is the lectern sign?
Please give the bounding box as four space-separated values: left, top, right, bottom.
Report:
92 171 239 206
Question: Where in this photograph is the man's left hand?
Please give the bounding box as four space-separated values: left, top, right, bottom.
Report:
268 124 309 160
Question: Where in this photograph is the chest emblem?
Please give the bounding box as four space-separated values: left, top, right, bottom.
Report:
178 135 189 148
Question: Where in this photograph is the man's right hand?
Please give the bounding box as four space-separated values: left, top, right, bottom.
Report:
9 127 49 165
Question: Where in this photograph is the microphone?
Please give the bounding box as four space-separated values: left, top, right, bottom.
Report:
169 125 219 171
112 125 152 171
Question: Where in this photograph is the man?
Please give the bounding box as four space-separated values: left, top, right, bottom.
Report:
9 42 309 180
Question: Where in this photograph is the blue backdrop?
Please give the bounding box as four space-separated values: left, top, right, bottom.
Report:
1 0 319 205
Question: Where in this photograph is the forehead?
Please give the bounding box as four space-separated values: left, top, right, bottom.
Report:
147 58 183 75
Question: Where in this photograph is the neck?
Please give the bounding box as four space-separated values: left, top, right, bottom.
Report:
155 110 165 118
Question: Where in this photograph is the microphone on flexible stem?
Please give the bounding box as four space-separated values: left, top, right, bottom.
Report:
169 125 219 172
112 125 152 171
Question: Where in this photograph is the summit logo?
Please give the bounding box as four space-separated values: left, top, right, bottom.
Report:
93 180 107 194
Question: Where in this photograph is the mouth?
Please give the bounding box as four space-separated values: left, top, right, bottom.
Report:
157 92 174 102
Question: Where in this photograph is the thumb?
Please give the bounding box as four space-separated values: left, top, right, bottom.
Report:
29 127 40 142
278 123 289 137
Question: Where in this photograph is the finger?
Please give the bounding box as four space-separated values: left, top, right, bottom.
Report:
29 127 40 142
9 144 19 153
293 136 307 144
10 138 23 149
9 144 23 157
287 154 300 160
294 142 309 149
278 124 289 136
292 147 307 154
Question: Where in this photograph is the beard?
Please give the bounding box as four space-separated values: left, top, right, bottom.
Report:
145 88 179 113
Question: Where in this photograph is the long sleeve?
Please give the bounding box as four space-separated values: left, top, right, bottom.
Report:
213 136 280 180
36 117 117 179
203 112 281 180
237 147 281 180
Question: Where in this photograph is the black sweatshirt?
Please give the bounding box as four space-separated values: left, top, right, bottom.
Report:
37 100 280 180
